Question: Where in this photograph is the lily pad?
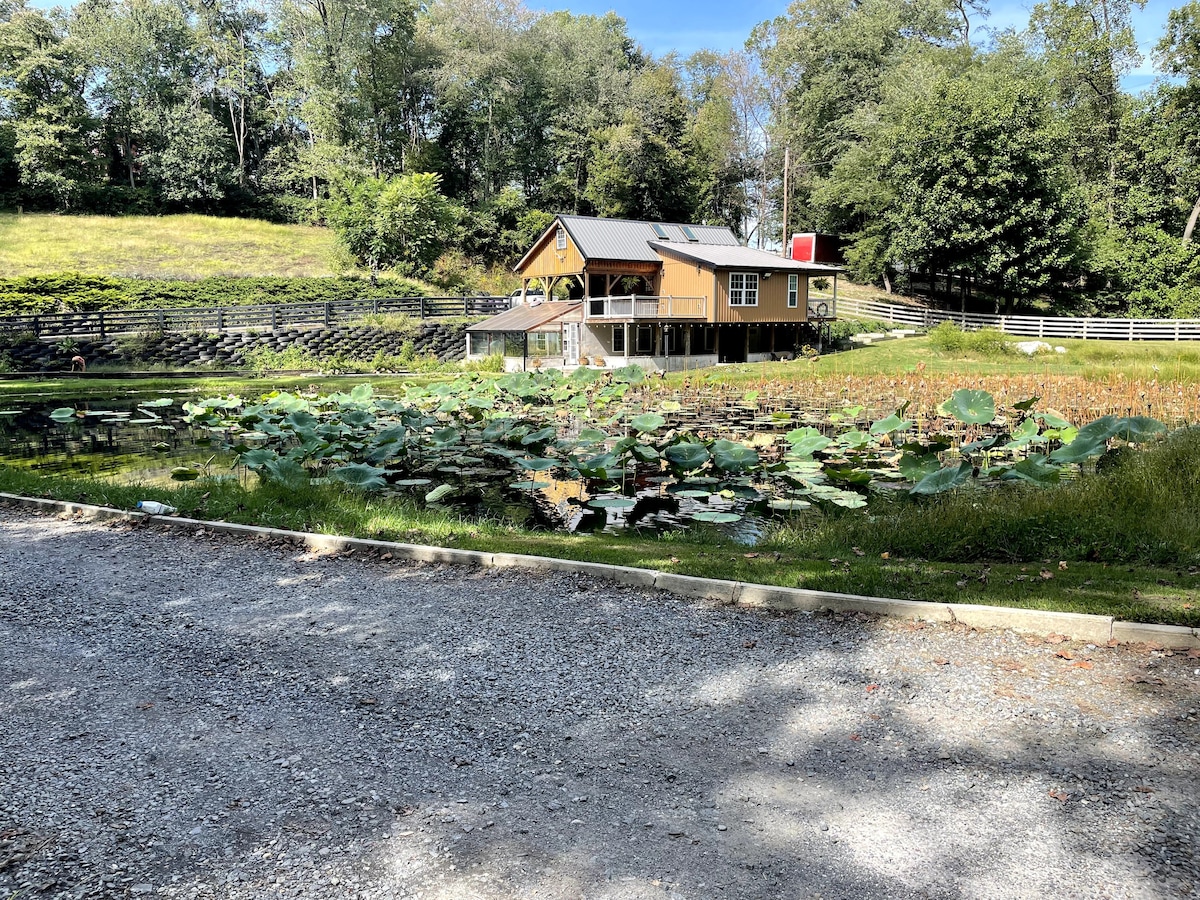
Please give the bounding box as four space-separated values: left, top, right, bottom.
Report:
690 511 742 524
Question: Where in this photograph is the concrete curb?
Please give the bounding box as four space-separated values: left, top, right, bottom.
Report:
3 492 1197 649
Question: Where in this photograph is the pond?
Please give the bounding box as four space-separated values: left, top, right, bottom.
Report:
0 370 1170 542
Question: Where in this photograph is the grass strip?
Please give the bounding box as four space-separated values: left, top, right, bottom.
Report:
2 466 1196 628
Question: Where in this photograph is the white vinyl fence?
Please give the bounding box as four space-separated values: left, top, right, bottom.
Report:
834 297 1200 341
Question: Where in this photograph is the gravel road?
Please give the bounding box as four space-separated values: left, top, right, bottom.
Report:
1 507 1198 900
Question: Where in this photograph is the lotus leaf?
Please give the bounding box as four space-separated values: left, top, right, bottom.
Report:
430 426 462 446
394 478 432 487
263 458 310 486
664 442 710 471
424 484 457 503
769 498 812 511
630 443 659 463
349 384 374 403
517 457 557 471
1113 416 1166 443
630 413 666 433
870 414 911 435
959 436 999 454
170 467 200 481
610 365 646 384
1003 418 1041 449
330 463 388 491
836 429 872 449
588 497 637 509
712 440 759 472
1012 396 1041 411
239 448 277 469
521 426 557 445
49 407 76 420
1035 409 1072 429
510 480 552 490
945 389 996 425
898 452 942 481
910 461 972 495
1000 455 1060 485
691 511 742 524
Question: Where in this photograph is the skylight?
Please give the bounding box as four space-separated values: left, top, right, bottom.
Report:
681 226 699 242
651 223 670 240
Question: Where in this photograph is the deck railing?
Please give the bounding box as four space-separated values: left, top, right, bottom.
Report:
585 295 707 319
833 297 1200 341
0 295 513 339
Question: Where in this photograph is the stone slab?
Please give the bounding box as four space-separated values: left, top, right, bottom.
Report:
1111 621 1200 649
653 573 738 603
490 553 657 586
736 583 954 622
949 603 1113 644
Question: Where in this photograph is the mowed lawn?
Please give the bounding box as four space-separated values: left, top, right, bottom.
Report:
0 213 339 278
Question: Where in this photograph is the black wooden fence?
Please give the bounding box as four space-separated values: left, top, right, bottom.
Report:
0 295 512 339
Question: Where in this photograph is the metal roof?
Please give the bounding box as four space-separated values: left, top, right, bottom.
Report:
649 241 844 273
558 215 739 262
465 301 581 333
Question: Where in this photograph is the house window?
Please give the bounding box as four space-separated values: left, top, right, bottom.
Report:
635 325 654 355
787 274 798 308
556 226 567 250
528 331 562 356
612 326 625 353
729 272 759 306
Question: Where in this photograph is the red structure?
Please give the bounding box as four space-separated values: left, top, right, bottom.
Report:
789 233 844 266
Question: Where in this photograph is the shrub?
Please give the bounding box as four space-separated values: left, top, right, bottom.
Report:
240 345 322 373
0 274 427 316
462 353 505 372
928 321 1011 356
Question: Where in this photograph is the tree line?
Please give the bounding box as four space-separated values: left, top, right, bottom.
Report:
3 0 1200 315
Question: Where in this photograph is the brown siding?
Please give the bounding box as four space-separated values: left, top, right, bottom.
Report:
659 256 714 316
714 271 809 324
518 224 585 278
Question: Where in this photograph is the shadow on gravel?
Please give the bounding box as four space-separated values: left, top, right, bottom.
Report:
1 519 1197 900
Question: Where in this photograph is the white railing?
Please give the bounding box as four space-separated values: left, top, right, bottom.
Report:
834 297 1200 341
807 298 836 320
585 295 707 319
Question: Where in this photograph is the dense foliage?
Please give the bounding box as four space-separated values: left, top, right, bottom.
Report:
0 274 424 315
3 0 1200 313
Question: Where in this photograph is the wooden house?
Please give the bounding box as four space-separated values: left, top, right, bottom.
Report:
465 215 841 371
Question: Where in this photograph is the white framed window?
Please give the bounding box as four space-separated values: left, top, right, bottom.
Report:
787 273 798 308
612 325 625 353
729 272 759 306
556 226 567 250
528 332 562 356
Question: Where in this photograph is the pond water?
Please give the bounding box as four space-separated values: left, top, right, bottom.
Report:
0 394 769 541
0 397 233 483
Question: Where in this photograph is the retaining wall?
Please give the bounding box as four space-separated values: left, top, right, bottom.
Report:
0 321 473 372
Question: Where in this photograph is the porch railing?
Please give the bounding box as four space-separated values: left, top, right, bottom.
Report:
585 295 707 319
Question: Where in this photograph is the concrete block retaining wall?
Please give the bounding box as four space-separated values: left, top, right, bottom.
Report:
0 321 473 372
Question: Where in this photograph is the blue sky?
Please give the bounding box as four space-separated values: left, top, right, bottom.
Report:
553 0 1174 91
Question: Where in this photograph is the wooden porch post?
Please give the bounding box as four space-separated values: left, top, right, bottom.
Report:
624 323 630 362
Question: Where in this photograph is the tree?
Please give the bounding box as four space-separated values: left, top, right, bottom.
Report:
875 59 1087 310
142 104 237 207
329 172 453 278
0 1 94 207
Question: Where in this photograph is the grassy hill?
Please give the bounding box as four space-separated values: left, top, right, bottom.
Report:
0 213 340 278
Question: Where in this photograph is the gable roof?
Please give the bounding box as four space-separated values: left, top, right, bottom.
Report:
559 215 738 262
650 241 843 273
465 300 581 333
516 215 740 271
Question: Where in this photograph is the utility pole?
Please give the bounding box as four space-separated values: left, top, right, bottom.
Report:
780 145 790 257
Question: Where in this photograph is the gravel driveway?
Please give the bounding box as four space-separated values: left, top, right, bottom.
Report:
1 507 1198 900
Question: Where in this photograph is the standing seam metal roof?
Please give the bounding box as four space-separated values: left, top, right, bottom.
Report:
649 241 844 272
464 301 580 332
558 215 739 262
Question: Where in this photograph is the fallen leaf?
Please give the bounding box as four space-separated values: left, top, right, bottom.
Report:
880 552 890 559
380 552 393 561
866 684 880 692
742 640 757 649
1056 649 1075 660
1132 785 1155 794
849 733 861 741
1039 570 1054 580
852 547 865 557
1044 634 1067 645
1058 560 1068 570
1048 790 1068 803
743 552 759 559
1186 648 1200 659
933 657 949 666
1070 660 1094 669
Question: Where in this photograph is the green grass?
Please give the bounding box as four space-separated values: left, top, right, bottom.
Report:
0 213 341 278
687 335 1200 384
0 465 1195 626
